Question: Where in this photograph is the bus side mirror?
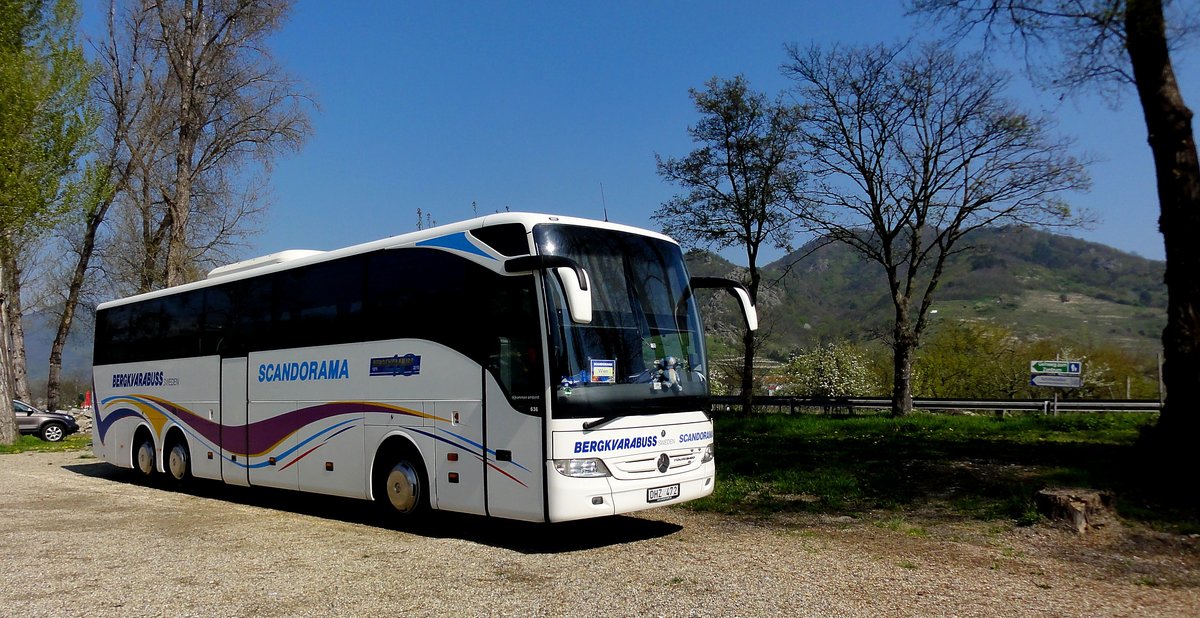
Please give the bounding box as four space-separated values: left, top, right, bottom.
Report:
505 255 592 324
689 277 758 331
554 266 592 324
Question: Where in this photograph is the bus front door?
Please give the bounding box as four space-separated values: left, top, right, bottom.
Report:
484 377 545 522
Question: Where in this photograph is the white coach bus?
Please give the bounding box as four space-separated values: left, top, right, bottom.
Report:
92 213 756 522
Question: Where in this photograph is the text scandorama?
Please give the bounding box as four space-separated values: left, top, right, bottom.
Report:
258 359 350 383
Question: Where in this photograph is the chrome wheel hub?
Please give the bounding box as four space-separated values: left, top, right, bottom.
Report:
385 462 421 514
168 445 188 480
136 442 155 475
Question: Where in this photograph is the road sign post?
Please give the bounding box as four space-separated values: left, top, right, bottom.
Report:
1030 360 1084 415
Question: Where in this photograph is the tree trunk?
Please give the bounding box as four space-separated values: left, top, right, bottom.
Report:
47 203 109 412
0 263 17 444
891 334 916 417
0 243 32 404
165 149 192 286
739 261 763 414
163 6 200 289
1126 0 1200 456
740 328 755 414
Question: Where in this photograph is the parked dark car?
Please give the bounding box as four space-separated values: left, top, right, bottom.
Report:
13 400 80 442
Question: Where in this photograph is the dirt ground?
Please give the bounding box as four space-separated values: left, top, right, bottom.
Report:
1 450 1197 617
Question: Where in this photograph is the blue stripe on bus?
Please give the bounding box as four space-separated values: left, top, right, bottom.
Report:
414 231 496 260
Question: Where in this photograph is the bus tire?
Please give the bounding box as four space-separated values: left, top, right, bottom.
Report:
374 445 429 518
133 434 156 478
165 438 191 483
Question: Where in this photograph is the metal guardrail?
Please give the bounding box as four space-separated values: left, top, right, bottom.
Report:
709 395 1162 414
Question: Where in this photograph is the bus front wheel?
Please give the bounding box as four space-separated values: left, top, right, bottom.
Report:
375 449 429 517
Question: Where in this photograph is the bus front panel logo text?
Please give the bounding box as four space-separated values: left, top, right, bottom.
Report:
574 435 657 454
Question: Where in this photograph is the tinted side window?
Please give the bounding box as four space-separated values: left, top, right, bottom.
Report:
94 305 126 365
230 276 274 353
160 289 204 358
96 298 165 364
366 249 472 353
279 257 365 348
202 285 232 356
471 223 530 257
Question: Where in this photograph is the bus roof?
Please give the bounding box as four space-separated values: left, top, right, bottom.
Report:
96 212 677 311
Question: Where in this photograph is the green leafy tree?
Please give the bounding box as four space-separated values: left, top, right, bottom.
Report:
0 0 93 442
656 75 806 409
915 322 1028 398
915 321 1160 399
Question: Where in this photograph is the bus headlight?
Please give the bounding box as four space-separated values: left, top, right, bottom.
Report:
701 443 715 463
553 458 611 478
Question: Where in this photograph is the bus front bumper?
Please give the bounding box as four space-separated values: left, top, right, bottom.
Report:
545 460 715 523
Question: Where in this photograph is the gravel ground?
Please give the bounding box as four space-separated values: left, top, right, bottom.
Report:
1 451 1197 617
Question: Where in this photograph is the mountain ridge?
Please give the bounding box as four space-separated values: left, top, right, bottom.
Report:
686 226 1165 358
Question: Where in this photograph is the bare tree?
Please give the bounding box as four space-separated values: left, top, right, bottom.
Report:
655 75 806 409
43 0 164 410
783 42 1089 416
40 0 311 408
150 0 310 287
910 0 1200 474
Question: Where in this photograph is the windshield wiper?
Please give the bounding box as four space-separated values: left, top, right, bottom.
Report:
582 415 621 430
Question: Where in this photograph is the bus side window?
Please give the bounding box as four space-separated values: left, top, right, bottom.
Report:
161 290 204 358
202 286 232 356
96 305 134 365
130 299 165 361
289 257 365 346
229 276 273 353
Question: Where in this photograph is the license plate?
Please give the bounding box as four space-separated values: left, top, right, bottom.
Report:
647 483 680 503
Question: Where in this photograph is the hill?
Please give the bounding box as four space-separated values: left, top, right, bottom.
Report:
686 226 1166 359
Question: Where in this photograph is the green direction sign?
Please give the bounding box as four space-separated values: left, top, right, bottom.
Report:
1030 360 1082 375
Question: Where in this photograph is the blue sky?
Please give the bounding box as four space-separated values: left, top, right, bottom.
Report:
87 1 1198 264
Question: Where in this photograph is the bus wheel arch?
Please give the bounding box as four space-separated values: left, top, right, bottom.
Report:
163 427 191 483
372 436 430 517
132 425 157 477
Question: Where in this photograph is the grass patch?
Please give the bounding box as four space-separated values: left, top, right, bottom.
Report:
0 434 91 455
689 411 1196 530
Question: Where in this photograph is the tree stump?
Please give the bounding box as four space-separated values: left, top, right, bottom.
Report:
1035 487 1116 534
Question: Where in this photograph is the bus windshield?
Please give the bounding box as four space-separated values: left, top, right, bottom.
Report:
535 224 709 419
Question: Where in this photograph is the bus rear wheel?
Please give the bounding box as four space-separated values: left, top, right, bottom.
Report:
134 437 156 477
166 440 190 483
375 451 429 517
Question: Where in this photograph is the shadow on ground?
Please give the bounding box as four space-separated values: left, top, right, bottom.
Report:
703 414 1198 531
63 461 682 553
